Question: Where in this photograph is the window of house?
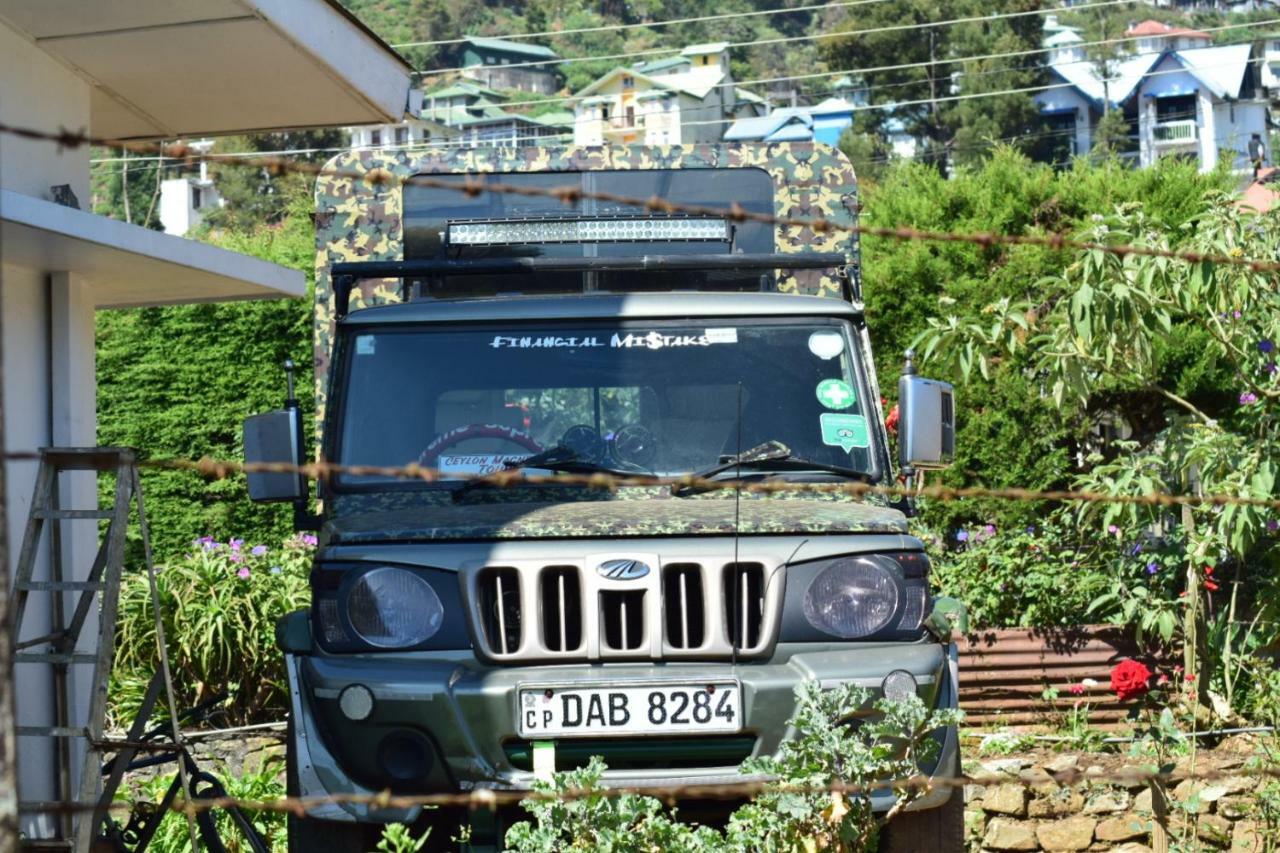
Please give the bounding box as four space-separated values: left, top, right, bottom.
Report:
395 126 409 145
1156 94 1196 124
191 187 203 209
370 129 382 146
622 76 633 89
626 105 636 126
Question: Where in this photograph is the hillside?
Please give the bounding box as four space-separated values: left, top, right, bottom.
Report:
337 0 843 97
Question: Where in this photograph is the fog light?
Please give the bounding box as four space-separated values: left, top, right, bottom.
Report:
378 730 434 786
882 670 917 703
339 684 374 721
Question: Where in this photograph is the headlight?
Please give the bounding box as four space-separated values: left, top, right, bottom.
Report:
802 557 899 639
346 567 444 648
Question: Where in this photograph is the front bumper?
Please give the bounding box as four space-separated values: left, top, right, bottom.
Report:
288 641 961 824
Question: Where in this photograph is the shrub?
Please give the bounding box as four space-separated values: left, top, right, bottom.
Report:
111 753 287 853
505 682 963 852
925 519 1113 629
109 534 313 728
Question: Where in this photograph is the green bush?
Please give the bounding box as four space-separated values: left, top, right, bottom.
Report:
506 682 962 852
96 191 315 563
112 753 287 853
862 149 1233 536
109 534 313 728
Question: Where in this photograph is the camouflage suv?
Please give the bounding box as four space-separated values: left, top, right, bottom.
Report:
244 143 965 851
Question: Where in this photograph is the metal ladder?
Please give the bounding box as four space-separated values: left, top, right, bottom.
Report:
9 448 162 852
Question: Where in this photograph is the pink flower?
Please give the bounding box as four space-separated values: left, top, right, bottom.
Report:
301 533 318 547
237 567 250 579
1068 683 1085 696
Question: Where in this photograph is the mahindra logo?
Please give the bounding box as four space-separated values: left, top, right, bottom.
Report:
597 559 650 581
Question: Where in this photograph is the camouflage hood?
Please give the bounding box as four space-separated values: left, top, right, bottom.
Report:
323 488 906 543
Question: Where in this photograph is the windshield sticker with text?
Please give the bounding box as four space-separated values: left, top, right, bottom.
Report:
437 453 532 475
820 413 870 452
488 331 738 351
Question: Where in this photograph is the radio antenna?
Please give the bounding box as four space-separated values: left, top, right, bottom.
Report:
731 382 743 664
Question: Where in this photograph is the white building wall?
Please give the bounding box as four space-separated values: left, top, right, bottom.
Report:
0 22 89 203
2 22 104 839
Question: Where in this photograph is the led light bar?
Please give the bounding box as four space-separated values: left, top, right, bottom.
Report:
447 217 731 246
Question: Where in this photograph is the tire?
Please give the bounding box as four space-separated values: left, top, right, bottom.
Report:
876 790 964 853
286 715 370 853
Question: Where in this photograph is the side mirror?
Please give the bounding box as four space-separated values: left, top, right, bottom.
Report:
898 373 955 471
243 409 306 502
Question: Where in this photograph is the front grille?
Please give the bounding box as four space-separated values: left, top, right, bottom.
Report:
468 556 784 663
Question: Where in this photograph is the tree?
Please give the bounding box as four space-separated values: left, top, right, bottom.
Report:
819 0 1046 172
915 192 1280 717
204 130 344 232
91 146 166 229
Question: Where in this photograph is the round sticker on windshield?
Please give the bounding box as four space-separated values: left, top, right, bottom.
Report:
808 331 844 360
816 378 855 410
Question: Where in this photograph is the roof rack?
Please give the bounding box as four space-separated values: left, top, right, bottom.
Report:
330 253 851 318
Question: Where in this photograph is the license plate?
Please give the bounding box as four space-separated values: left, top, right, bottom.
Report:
517 682 742 738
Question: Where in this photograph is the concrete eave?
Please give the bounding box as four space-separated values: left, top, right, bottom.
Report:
0 0 414 140
0 189 304 308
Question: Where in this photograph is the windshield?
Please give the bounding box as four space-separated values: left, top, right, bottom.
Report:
334 319 880 484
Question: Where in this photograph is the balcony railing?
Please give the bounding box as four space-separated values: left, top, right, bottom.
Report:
1153 119 1197 145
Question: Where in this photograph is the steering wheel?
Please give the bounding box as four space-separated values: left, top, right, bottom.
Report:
420 424 543 466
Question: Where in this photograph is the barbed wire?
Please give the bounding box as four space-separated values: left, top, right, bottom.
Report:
21 759 1280 817
2 119 1280 274
1 450 1276 512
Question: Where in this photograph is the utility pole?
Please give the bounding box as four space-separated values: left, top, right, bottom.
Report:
0 169 19 853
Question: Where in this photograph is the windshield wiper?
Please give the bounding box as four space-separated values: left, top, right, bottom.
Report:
452 446 640 500
673 440 870 496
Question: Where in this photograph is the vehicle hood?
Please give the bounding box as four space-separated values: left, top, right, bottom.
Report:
323 488 907 543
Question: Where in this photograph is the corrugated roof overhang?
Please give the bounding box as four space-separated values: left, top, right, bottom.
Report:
0 189 304 307
0 0 413 140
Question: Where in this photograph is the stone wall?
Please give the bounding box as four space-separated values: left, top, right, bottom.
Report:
963 750 1274 852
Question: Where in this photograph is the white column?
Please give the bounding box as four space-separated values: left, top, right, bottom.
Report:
48 271 97 800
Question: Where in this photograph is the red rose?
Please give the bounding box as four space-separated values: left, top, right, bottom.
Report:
1110 659 1152 702
885 405 900 435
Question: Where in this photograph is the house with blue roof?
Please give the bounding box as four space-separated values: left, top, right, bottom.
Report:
721 77 867 145
1035 21 1268 173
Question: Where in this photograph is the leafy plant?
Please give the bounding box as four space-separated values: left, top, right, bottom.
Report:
111 754 288 852
109 533 313 728
505 682 963 852
376 822 432 852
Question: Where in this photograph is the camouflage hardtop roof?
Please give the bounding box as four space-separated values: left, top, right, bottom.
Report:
312 143 860 418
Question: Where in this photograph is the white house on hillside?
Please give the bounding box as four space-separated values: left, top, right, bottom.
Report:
573 44 739 145
1036 22 1267 172
0 0 412 840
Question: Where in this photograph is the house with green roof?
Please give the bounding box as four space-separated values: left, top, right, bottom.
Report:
572 43 749 145
460 35 560 94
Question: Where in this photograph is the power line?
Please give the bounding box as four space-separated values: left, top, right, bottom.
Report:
409 16 1275 117
88 20 1277 171
414 0 1138 77
391 0 888 49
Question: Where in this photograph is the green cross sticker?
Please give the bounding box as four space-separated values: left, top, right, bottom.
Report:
821 413 870 452
816 378 855 410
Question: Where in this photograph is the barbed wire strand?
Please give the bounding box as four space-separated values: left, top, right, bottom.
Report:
21 760 1280 817
1 451 1276 511
3 119 1280 274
